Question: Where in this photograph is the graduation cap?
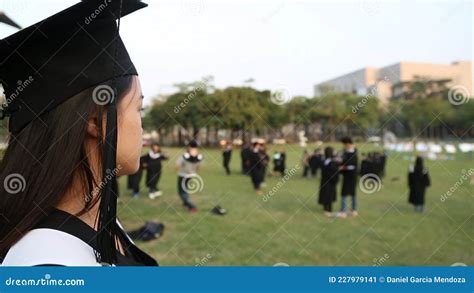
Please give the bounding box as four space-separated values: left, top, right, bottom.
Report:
0 0 147 265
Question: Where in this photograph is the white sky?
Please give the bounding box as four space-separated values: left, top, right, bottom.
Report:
0 0 472 103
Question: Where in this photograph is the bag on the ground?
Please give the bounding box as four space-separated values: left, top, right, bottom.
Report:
128 221 165 242
211 205 227 216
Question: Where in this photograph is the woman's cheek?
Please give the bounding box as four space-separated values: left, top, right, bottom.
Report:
136 112 143 142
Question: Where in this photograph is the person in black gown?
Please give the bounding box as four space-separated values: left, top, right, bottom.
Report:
241 143 252 175
309 148 323 178
176 140 203 212
222 141 232 175
128 154 148 198
272 148 286 176
302 150 311 178
379 151 387 179
318 147 339 216
408 157 431 213
338 137 358 218
259 144 270 187
249 142 265 195
144 143 168 199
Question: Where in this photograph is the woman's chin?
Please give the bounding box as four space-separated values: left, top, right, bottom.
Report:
117 162 139 176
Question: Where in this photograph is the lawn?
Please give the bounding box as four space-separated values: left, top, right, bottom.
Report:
116 143 474 266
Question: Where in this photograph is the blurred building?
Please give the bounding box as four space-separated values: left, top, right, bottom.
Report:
314 60 472 104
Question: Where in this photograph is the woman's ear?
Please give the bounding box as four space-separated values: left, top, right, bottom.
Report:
86 112 100 138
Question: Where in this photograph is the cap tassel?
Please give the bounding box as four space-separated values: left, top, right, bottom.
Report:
95 0 123 266
96 99 119 265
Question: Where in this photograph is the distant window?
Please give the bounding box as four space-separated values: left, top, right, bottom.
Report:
356 87 367 96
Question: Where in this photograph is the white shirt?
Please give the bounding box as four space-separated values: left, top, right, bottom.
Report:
2 228 101 266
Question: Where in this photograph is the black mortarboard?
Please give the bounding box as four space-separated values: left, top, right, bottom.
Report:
341 136 353 144
0 0 146 132
0 0 147 265
188 140 199 148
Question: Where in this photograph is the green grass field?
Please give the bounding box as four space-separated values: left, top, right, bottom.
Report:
116 143 473 266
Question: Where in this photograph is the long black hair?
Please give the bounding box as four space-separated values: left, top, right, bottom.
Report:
324 146 334 159
0 75 134 259
414 156 424 175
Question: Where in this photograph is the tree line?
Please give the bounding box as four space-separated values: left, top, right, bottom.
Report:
1 77 472 145
142 77 473 146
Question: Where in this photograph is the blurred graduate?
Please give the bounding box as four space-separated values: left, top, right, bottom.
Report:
408 157 431 213
338 137 358 218
249 141 265 195
240 143 252 175
260 143 270 186
176 140 203 212
144 142 168 199
272 148 286 176
309 148 323 178
222 141 232 175
302 150 310 177
127 154 147 198
318 147 339 216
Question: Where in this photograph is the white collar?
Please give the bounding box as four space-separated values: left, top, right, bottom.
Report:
1 229 102 266
149 151 161 159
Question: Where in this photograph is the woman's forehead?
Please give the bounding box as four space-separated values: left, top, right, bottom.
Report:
131 76 143 101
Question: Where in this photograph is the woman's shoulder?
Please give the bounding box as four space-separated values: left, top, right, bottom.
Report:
1 228 101 267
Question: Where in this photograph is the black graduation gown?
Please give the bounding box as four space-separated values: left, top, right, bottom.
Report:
273 152 286 173
408 169 430 205
318 159 339 205
223 149 232 165
249 150 265 187
340 149 358 196
144 152 168 188
380 153 387 178
261 152 270 181
309 154 322 172
127 154 147 191
373 154 384 177
360 159 370 176
35 209 158 266
241 147 252 175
